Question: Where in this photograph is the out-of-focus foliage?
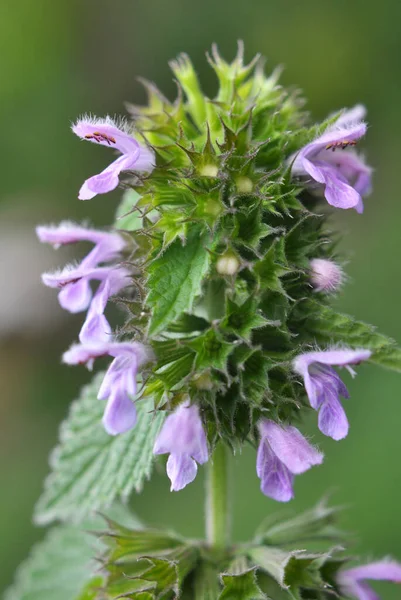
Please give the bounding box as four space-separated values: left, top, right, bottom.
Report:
2 2 401 599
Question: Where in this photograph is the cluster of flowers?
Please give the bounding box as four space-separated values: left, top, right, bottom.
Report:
38 109 372 498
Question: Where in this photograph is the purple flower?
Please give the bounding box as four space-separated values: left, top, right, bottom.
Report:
63 340 152 435
72 116 155 200
79 267 131 344
293 348 371 440
337 560 401 600
37 222 126 313
292 106 372 213
310 258 343 293
256 420 323 502
153 401 209 491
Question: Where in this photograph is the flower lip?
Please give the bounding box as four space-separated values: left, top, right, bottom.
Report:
256 419 323 502
293 348 371 441
153 401 209 491
337 560 401 600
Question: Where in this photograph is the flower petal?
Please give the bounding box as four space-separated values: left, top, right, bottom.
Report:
257 437 294 502
72 117 139 155
102 389 137 435
261 420 323 475
167 453 198 491
318 394 349 440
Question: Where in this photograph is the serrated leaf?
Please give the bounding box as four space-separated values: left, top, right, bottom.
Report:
34 373 165 525
5 521 103 600
115 189 144 231
219 568 266 599
255 498 343 547
147 226 212 336
247 546 301 588
290 299 401 372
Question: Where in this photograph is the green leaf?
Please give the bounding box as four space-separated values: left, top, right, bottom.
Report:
194 562 221 600
219 568 266 599
75 577 104 600
247 546 301 588
5 522 103 600
115 189 144 231
147 226 212 336
255 498 344 547
248 546 332 593
34 373 165 525
290 299 401 372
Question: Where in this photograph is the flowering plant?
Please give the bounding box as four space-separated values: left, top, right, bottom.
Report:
7 45 401 600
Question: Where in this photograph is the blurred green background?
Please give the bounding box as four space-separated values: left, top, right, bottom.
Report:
1 0 401 597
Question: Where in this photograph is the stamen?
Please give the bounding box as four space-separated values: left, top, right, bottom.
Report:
84 132 117 145
325 140 357 151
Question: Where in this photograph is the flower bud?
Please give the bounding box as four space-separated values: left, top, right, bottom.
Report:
216 253 240 276
309 258 343 293
199 164 219 177
236 176 253 193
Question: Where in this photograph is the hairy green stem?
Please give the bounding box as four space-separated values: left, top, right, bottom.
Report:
205 442 231 550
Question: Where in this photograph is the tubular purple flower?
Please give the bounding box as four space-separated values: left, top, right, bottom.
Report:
37 223 127 313
256 420 323 502
63 340 152 435
337 560 401 600
79 267 131 344
72 116 155 200
293 348 371 441
153 401 209 491
310 258 343 293
292 106 372 213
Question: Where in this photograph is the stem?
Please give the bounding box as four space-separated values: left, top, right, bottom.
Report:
205 442 231 550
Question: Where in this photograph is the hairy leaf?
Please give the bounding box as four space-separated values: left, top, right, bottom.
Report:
219 568 266 599
4 522 103 600
290 299 401 371
146 226 211 335
35 373 165 525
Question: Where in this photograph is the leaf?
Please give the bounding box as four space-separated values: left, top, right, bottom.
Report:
248 546 332 593
290 299 401 372
255 498 344 547
4 522 103 600
194 562 221 600
75 577 104 600
247 546 301 589
219 568 266 599
115 189 144 231
146 225 211 336
34 373 165 525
